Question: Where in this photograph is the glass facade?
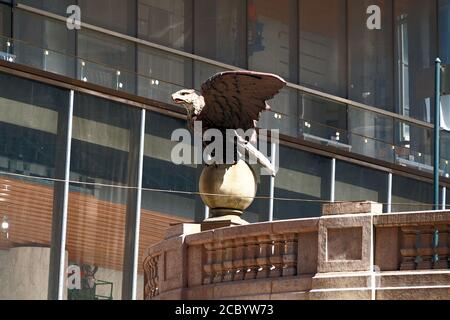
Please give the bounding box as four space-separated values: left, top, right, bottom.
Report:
0 73 69 299
274 146 331 220
3 0 443 177
335 161 389 211
195 0 246 68
392 175 433 212
0 3 10 38
79 0 137 36
138 0 192 51
0 0 449 300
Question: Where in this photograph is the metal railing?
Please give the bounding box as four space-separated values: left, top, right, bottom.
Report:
3 3 450 176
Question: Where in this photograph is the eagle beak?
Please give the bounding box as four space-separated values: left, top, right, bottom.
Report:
171 94 184 104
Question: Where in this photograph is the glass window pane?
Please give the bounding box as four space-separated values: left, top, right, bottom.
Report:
78 0 136 36
348 106 394 161
394 119 433 172
137 45 192 104
248 0 297 82
394 0 437 123
274 146 331 220
299 0 346 97
0 72 69 299
13 9 76 77
441 131 450 177
242 138 272 223
258 87 299 138
348 0 394 111
138 0 192 51
335 161 388 211
67 93 141 300
299 93 348 144
392 175 433 212
138 112 202 299
194 0 246 67
0 3 11 37
17 0 73 16
77 29 136 92
141 112 202 221
439 0 450 63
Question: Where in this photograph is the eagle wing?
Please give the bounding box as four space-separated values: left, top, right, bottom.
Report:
198 71 286 130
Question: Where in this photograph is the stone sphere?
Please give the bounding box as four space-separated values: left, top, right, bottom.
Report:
199 160 257 216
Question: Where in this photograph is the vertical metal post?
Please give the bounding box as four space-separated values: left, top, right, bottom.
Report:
268 142 276 222
442 187 447 210
387 173 393 213
434 58 442 210
204 205 209 220
48 90 74 300
57 90 73 300
131 109 145 300
122 109 146 300
330 158 336 202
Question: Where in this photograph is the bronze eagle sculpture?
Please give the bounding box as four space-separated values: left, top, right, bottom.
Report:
172 70 286 176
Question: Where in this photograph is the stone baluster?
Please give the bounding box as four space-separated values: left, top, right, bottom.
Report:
212 241 225 283
269 234 284 278
400 227 418 270
282 233 298 277
416 226 435 270
256 235 271 279
222 239 234 282
448 224 450 268
244 237 259 280
434 225 449 269
144 255 160 299
203 242 214 285
232 238 245 281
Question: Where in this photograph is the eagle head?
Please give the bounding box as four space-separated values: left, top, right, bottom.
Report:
172 89 205 117
172 89 199 107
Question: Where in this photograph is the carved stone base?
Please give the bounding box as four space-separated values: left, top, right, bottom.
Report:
201 214 249 231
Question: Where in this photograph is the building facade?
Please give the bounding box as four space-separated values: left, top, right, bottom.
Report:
0 0 449 299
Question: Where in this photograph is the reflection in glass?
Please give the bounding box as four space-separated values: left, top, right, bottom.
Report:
335 161 388 212
137 112 202 300
138 0 192 51
258 88 299 138
348 0 394 111
13 9 76 77
67 93 141 300
0 3 11 38
348 106 394 161
394 0 437 123
79 0 136 36
274 146 331 220
248 0 297 82
138 45 192 104
195 0 246 68
299 0 346 97
440 0 450 64
77 29 136 93
0 72 69 299
392 175 433 212
17 0 73 16
299 93 347 147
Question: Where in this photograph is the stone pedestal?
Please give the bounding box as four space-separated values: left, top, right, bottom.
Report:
199 160 256 230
